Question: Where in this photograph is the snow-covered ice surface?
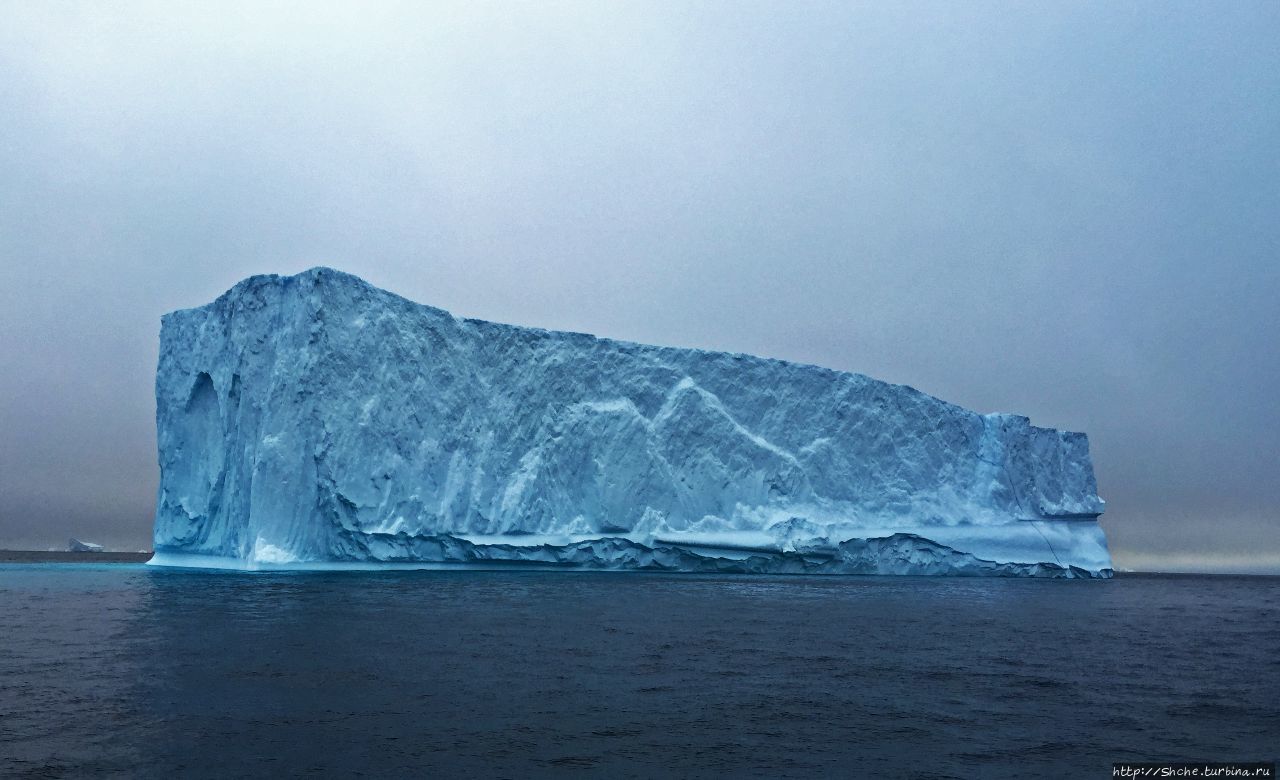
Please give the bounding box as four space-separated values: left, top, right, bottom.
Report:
151 268 1111 577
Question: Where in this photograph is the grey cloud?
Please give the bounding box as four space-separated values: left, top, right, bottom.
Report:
0 1 1276 570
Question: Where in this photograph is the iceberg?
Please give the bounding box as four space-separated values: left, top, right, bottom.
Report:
150 268 1111 577
68 538 105 553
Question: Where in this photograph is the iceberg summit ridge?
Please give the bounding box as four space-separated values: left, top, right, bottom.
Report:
152 267 1111 577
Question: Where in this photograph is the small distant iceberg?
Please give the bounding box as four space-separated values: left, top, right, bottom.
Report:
68 538 105 553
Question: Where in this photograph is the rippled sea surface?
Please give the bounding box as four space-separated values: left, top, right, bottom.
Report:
0 566 1276 778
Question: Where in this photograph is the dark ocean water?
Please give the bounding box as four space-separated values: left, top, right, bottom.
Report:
0 565 1276 778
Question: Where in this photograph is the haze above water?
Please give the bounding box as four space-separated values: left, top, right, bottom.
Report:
0 2 1277 573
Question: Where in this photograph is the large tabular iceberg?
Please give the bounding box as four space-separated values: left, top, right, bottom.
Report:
150 268 1111 577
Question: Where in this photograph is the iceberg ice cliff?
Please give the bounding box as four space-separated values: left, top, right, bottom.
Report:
151 268 1111 577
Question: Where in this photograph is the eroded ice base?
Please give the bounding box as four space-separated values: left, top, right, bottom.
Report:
149 522 1112 579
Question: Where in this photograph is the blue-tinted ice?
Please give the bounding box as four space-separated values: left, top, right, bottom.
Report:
152 268 1110 576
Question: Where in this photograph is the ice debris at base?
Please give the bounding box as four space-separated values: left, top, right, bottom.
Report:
151 268 1112 578
68 538 104 553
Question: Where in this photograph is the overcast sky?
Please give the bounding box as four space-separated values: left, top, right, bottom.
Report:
1 1 1276 572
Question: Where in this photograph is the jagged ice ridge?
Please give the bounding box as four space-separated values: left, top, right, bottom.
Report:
150 268 1111 577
